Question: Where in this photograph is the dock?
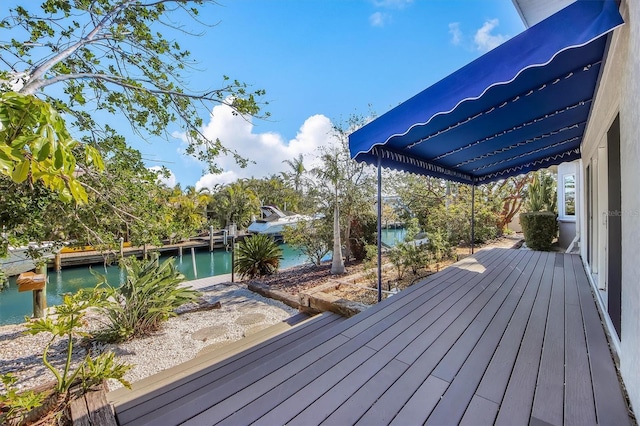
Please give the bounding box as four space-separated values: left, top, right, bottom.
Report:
51 234 248 270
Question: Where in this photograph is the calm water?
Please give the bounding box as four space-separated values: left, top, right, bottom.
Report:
0 244 306 326
0 229 405 325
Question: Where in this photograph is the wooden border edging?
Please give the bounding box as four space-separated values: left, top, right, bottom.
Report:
247 281 369 318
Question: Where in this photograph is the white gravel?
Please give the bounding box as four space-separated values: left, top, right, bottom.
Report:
0 280 297 393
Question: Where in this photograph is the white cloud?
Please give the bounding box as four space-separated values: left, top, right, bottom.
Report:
449 22 462 45
195 171 238 191
369 12 389 27
474 19 508 52
149 166 176 187
186 103 338 192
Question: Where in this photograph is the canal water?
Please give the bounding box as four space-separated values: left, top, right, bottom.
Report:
0 229 406 325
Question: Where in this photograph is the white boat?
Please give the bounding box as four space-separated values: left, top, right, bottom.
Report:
0 243 59 276
247 206 313 237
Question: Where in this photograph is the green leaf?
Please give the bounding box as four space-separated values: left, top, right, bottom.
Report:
11 160 30 183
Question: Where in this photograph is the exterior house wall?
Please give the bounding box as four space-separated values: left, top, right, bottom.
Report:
579 0 639 414
618 0 640 415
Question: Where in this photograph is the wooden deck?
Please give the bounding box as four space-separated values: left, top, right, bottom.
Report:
110 248 632 425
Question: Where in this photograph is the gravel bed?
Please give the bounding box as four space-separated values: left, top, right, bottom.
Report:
0 282 296 393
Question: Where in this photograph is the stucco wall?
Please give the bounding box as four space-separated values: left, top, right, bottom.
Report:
580 0 639 415
618 0 640 416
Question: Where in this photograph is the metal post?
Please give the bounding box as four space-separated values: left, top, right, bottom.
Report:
231 236 235 283
377 155 382 303
471 184 476 254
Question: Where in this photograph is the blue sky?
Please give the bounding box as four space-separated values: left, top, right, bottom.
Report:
62 1 528 189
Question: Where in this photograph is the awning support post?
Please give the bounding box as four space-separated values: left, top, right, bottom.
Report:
471 184 476 255
377 155 383 303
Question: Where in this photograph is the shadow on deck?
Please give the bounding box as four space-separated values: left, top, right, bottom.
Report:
108 248 633 425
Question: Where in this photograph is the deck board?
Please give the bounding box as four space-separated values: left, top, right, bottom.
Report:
110 248 632 426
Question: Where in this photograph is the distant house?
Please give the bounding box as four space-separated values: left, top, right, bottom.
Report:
513 0 639 415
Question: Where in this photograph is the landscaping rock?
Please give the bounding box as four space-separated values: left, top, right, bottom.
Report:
191 325 228 342
235 313 265 326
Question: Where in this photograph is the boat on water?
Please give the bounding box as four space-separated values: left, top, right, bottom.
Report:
247 206 313 238
0 243 60 276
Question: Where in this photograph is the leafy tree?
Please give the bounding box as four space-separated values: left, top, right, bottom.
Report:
244 175 302 213
0 92 103 203
282 220 331 266
0 0 266 172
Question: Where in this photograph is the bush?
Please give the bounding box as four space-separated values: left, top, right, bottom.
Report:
235 234 283 278
95 254 200 342
282 220 331 266
520 212 557 251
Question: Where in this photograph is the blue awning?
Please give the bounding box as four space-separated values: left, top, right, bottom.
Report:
349 0 624 184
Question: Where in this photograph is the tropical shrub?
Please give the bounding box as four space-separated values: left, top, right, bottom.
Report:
94 254 200 342
282 220 331 266
348 213 377 261
0 374 46 425
426 229 453 263
235 234 283 278
520 212 557 251
521 170 558 250
1 291 131 425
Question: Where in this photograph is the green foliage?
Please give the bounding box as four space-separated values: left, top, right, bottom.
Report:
348 213 377 261
207 181 260 229
23 291 131 394
0 92 103 203
520 212 557 251
525 170 557 213
93 254 199 342
1 0 266 173
235 234 282 278
0 373 46 425
282 220 331 266
426 229 453 263
363 244 379 285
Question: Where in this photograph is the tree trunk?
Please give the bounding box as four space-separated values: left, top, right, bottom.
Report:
331 202 345 274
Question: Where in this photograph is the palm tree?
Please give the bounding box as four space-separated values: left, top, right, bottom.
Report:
282 154 306 194
314 150 345 275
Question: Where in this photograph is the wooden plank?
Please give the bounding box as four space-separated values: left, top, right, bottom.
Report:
491 252 555 425
431 250 542 383
353 251 531 424
84 387 118 426
109 312 312 406
389 375 449 425
319 359 409 426
115 313 345 425
396 249 526 365
188 339 379 424
69 396 91 426
129 333 351 425
217 346 377 426
340 248 504 339
459 395 499 426
572 255 631 425
563 254 597 426
531 253 566 425
133 302 408 426
365 248 517 352
426 251 545 425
